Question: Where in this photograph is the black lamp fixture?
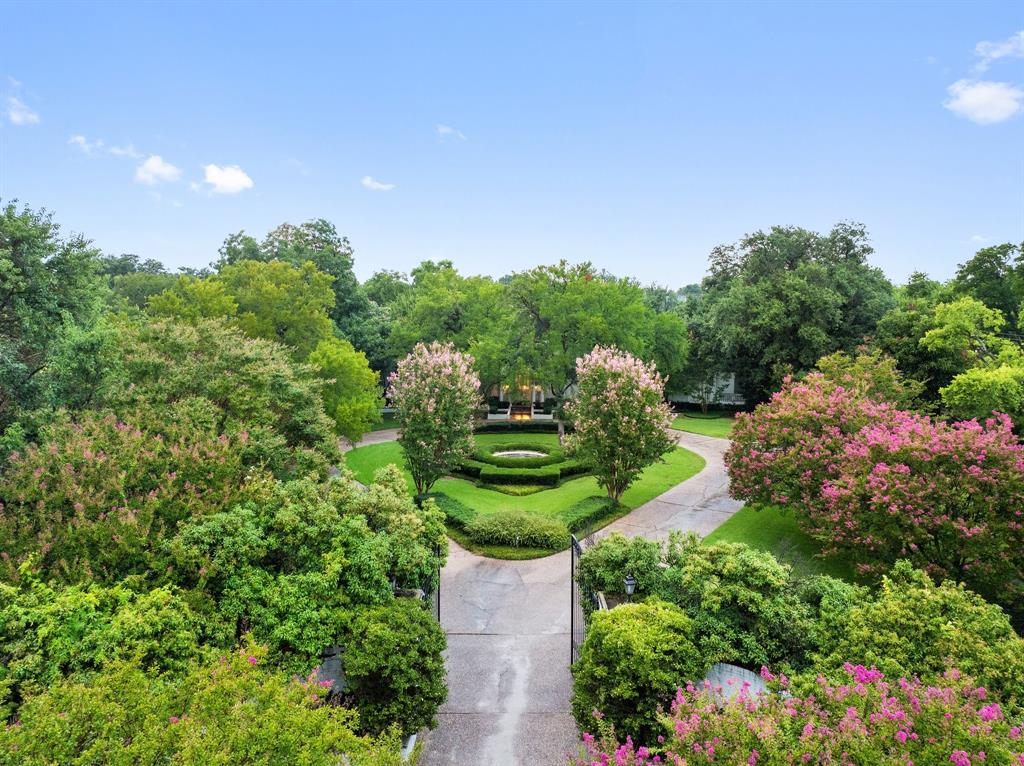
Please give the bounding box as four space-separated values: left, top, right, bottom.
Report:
623 574 637 601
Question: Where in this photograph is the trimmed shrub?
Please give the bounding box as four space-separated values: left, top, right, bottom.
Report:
474 421 563 434
556 458 590 479
474 441 563 468
575 533 663 604
453 459 489 479
463 512 568 549
558 496 619 533
571 600 705 744
425 493 477 529
477 465 561 486
342 599 447 737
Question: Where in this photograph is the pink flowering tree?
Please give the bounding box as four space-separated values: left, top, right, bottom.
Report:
818 412 1024 601
725 373 899 511
387 341 481 495
572 665 1024 766
565 346 674 501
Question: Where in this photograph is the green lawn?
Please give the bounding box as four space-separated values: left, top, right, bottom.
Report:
344 431 705 527
671 411 736 438
704 503 860 582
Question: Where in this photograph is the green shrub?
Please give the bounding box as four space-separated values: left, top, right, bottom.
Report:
813 560 1024 711
477 465 561 486
558 496 619 533
0 580 209 716
575 532 663 605
571 600 705 744
426 493 477 529
342 599 447 736
654 534 818 670
454 459 490 478
474 421 563 434
463 512 568 549
556 458 590 479
473 441 564 468
0 640 403 766
479 483 549 496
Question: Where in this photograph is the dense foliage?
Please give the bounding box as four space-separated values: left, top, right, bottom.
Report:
566 346 674 500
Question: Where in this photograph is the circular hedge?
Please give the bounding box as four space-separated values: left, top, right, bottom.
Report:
473 441 565 468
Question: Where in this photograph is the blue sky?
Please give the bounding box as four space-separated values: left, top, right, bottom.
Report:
1 1 1022 286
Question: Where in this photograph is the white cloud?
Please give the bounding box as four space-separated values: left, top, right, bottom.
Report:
7 96 39 125
970 234 990 244
109 143 142 159
944 79 1024 124
135 155 182 185
361 175 395 191
436 124 467 140
202 164 254 194
973 30 1024 72
68 134 104 155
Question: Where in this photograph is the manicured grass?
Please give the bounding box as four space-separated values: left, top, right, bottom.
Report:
670 411 736 438
343 433 706 551
704 503 861 582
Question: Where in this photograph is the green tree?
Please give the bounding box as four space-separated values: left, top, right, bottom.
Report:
363 269 411 307
147 274 238 322
814 347 924 408
952 242 1023 326
0 201 104 442
308 337 383 442
216 259 335 358
703 222 894 402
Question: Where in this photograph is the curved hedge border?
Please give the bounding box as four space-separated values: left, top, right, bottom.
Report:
478 464 561 486
474 441 564 468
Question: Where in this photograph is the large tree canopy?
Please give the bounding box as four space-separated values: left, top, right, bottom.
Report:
0 201 104 444
700 222 894 402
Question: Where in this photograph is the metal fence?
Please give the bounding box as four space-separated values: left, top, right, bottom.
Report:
570 533 598 664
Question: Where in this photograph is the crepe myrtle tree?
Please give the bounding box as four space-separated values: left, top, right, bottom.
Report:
566 346 674 501
388 341 481 495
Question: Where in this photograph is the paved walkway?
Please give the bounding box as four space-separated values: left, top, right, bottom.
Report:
344 428 740 764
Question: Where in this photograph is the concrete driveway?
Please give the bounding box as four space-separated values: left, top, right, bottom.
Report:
413 429 742 766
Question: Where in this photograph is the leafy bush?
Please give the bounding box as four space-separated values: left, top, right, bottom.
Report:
814 561 1024 711
571 601 705 744
572 664 1024 763
556 458 590 479
0 640 403 766
477 464 561 486
342 599 447 736
463 512 568 549
558 496 619 533
0 580 209 717
655 535 818 670
454 459 489 478
575 533 663 603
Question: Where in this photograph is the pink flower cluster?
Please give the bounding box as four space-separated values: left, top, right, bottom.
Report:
726 374 1024 600
572 666 1024 765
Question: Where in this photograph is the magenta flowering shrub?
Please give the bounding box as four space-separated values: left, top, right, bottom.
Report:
818 412 1024 600
387 341 480 495
726 373 899 510
565 346 674 501
572 665 1024 766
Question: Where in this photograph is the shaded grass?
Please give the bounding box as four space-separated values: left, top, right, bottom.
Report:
704 503 861 582
370 412 398 431
670 411 736 439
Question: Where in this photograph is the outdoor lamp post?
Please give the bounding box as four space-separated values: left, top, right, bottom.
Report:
623 574 636 602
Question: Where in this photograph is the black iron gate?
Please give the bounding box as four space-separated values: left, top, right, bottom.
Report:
570 534 587 664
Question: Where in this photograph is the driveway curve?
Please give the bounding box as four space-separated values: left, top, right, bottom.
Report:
345 428 742 765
